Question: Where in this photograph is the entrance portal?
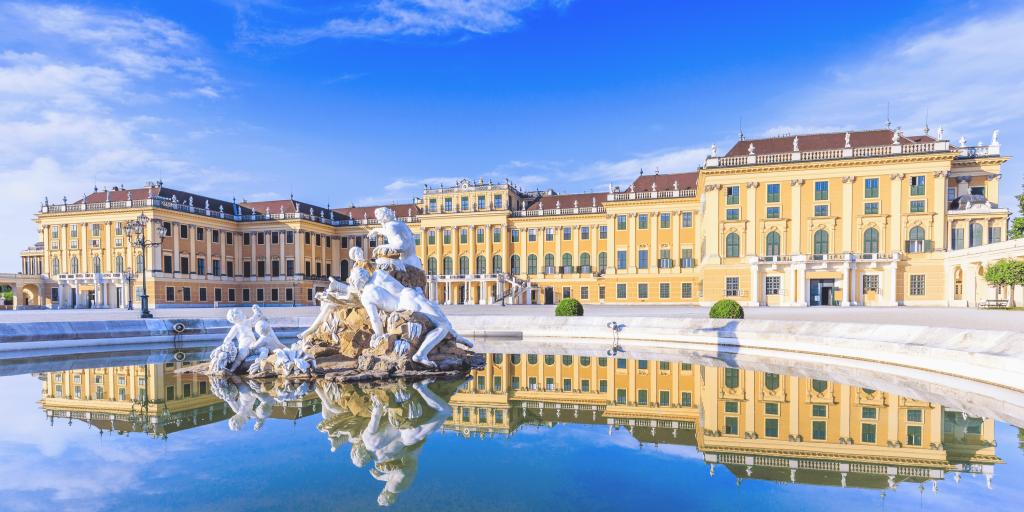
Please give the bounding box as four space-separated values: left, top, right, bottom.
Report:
809 279 836 306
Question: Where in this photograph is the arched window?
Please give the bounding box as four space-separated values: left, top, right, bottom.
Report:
492 255 502 273
459 256 470 275
527 354 538 365
909 226 925 241
527 254 537 274
92 256 101 273
764 373 780 390
115 255 124 273
136 254 144 273
510 354 521 365
52 258 60 275
863 227 879 254
811 379 828 393
579 252 591 271
511 255 521 274
70 256 79 274
724 368 740 389
561 252 572 271
765 231 781 256
725 233 740 257
442 256 453 275
426 258 437 275
544 355 555 365
492 353 503 364
598 252 607 270
544 253 555 271
969 222 983 247
908 226 927 253
475 255 486 274
813 230 829 255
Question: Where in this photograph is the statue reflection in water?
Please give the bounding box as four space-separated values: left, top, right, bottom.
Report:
316 378 460 506
209 377 308 431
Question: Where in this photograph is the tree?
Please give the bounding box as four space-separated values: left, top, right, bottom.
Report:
984 259 1024 307
1011 184 1024 239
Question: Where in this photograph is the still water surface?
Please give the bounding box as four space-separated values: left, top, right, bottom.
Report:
1 347 1021 511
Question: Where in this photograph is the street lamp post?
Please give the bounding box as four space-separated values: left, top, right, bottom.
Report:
125 268 134 310
126 213 167 319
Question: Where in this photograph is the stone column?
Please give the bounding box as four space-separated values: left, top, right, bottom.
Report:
789 180 803 255
627 214 636 271
888 260 900 306
841 261 851 307
703 184 722 263
748 260 759 307
745 182 758 257
889 174 905 254
172 223 180 273
651 212 659 273
842 176 855 252
608 215 617 274
964 262 979 307
933 171 948 250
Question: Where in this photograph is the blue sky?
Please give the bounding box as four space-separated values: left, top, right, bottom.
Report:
1 0 1022 268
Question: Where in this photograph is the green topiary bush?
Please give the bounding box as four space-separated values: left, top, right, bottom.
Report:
555 297 584 316
709 299 744 319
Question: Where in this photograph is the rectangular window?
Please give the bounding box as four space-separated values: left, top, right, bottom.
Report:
812 420 827 440
680 392 692 406
910 274 926 296
616 388 627 404
581 379 590 392
637 249 648 269
864 202 879 215
562 378 572 392
461 197 469 210
179 224 188 238
814 204 829 217
494 195 503 209
724 401 739 413
257 232 265 245
862 406 877 419
214 288 222 302
681 212 692 227
726 186 740 205
766 183 780 203
725 277 739 297
443 230 452 244
864 178 879 198
637 283 648 299
765 276 781 295
510 229 519 243
637 389 648 405
616 215 627 230
861 423 877 443
765 402 780 415
492 228 501 243
562 227 571 240
444 198 452 212
598 286 606 300
199 287 207 302
726 208 739 220
212 230 220 243
182 287 191 302
812 404 827 417
951 228 965 250
599 225 608 239
906 409 923 422
765 418 779 438
616 283 627 299
477 195 486 210
659 283 670 299
196 227 204 241
681 282 692 298
814 181 829 200
165 287 175 301
544 228 553 241
907 425 922 446
989 227 1002 243
616 250 627 270
460 229 468 244
862 274 879 293
910 200 926 213
910 175 926 196
638 214 648 229
580 227 590 240
766 206 780 219
725 416 738 435
659 213 670 228
658 390 670 406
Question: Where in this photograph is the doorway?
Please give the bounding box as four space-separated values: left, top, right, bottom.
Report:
543 287 554 305
809 279 836 306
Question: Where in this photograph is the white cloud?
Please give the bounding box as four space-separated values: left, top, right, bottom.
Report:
0 3 236 268
242 0 573 44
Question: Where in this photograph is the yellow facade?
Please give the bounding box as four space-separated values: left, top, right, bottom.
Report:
17 128 1011 308
444 352 1002 488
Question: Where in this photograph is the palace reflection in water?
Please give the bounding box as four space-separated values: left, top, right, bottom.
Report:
37 353 1002 498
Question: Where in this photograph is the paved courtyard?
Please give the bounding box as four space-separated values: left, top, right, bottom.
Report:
0 304 1020 331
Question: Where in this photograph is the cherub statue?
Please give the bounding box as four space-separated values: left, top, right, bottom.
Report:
214 308 257 372
349 268 472 368
246 319 288 374
367 207 423 271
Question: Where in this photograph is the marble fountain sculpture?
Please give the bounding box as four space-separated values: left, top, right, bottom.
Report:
193 207 480 382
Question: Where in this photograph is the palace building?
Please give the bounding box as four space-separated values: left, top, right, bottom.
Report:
10 127 1017 309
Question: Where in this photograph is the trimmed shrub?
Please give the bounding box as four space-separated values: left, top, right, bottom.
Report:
555 297 584 316
709 299 744 319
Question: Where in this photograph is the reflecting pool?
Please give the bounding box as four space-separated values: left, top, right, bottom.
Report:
1 348 1022 511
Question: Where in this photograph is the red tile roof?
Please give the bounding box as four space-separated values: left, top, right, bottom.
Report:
629 171 699 192
333 203 419 220
526 191 605 211
241 198 333 217
724 129 935 157
75 184 250 214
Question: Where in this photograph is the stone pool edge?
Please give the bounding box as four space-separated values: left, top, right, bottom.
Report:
2 315 1022 393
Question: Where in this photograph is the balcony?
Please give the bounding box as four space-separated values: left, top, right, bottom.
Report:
560 265 574 274
543 266 556 275
905 240 934 253
758 255 791 263
578 265 592 274
657 259 674 269
679 258 695 268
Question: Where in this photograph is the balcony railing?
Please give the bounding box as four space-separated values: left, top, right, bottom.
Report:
679 258 695 268
706 140 952 168
657 259 674 269
606 189 697 202
510 206 605 217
